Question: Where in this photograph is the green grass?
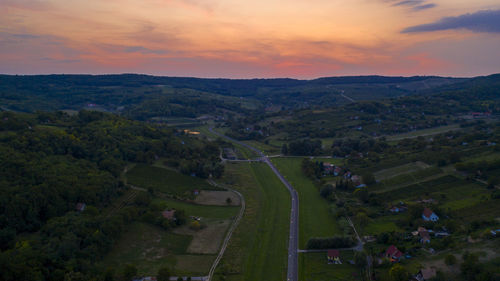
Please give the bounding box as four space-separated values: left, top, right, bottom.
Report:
271 157 341 248
375 175 460 201
151 198 239 219
373 162 430 181
362 215 405 235
371 167 444 193
242 140 280 154
101 222 213 276
299 251 361 281
127 164 214 198
439 182 490 211
214 162 290 281
387 124 461 141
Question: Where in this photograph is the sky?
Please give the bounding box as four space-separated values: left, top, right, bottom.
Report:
1 0 500 78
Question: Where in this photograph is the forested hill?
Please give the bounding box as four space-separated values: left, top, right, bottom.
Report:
0 74 471 116
0 110 222 280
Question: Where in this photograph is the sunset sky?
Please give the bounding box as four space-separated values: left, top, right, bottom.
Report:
1 0 499 78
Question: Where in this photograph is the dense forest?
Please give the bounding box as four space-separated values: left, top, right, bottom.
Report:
0 110 222 280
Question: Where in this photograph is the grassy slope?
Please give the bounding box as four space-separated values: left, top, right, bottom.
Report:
214 162 290 281
127 164 214 197
101 222 205 276
271 157 340 248
152 198 239 219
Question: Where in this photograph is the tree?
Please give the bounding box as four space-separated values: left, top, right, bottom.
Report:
281 144 288 155
354 251 367 268
157 267 171 281
104 268 114 281
362 173 376 185
356 212 370 229
444 254 457 266
122 264 137 281
389 264 408 281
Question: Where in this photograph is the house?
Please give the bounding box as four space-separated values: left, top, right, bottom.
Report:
351 175 364 188
434 231 450 238
490 229 500 236
327 249 341 264
323 163 335 174
162 209 176 220
422 208 439 222
389 205 407 213
385 245 403 262
418 227 431 244
334 166 342 176
133 277 157 281
75 203 86 212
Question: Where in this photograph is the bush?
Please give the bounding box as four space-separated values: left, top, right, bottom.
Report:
445 254 457 266
306 236 355 249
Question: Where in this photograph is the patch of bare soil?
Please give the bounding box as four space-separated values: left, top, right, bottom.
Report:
194 191 240 206
173 219 231 254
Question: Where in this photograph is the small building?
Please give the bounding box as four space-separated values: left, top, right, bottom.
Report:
385 245 403 262
334 166 342 176
422 208 439 222
75 203 86 212
418 227 431 244
162 209 176 220
389 206 407 213
327 249 341 264
323 163 335 174
351 175 364 188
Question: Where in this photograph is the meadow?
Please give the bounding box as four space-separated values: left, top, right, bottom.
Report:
299 251 360 281
213 162 291 281
271 157 341 248
101 222 211 276
127 164 215 198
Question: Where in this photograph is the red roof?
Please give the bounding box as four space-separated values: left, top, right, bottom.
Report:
385 245 403 258
162 210 176 220
327 249 340 258
422 208 434 218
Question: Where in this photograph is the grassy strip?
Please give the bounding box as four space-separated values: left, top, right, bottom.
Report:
271 157 341 248
214 162 290 281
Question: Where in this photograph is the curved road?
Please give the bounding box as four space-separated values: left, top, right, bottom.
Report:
209 128 299 281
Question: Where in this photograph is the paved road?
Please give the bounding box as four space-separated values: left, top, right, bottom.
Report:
209 128 299 281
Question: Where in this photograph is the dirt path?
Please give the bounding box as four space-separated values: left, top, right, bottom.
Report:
206 179 246 281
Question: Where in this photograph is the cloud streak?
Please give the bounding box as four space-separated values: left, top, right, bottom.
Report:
402 9 500 33
391 0 436 11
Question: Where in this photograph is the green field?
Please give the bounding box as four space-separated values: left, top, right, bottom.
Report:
271 157 341 248
299 251 361 281
362 214 405 235
101 222 214 276
373 161 430 181
214 162 290 281
386 124 461 141
151 198 239 219
127 164 215 197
